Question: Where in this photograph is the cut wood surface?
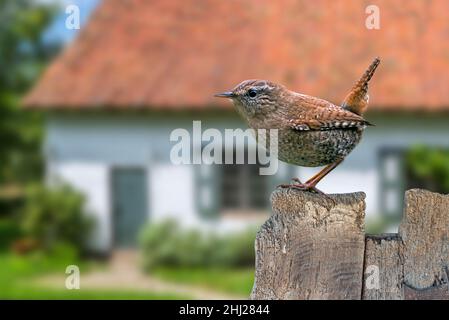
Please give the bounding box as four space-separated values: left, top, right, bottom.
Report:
251 188 449 300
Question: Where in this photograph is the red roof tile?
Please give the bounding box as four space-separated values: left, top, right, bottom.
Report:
23 0 449 111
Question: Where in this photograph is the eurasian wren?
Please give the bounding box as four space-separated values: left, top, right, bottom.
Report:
215 58 380 193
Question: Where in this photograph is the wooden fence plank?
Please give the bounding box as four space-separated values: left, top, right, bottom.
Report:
399 189 449 293
363 234 403 300
250 189 366 300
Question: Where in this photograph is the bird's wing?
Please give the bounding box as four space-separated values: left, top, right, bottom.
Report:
341 57 380 115
288 95 372 131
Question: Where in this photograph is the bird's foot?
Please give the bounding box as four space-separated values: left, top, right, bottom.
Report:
290 177 302 184
277 177 305 189
277 181 336 204
277 181 325 195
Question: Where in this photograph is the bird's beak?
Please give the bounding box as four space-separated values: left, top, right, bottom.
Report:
214 91 235 98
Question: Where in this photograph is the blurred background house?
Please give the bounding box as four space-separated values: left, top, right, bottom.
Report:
21 0 449 252
2 0 449 299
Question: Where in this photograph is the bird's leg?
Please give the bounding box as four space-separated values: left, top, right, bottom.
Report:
302 158 343 190
277 159 344 194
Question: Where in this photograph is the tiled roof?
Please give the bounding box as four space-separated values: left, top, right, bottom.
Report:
24 0 449 111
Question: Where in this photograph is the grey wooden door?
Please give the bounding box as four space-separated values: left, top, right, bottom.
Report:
112 168 147 247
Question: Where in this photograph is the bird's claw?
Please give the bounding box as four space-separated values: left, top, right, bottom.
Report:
276 181 336 204
290 177 302 184
278 183 324 194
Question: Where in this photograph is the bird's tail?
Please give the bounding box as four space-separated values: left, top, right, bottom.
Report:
341 57 380 115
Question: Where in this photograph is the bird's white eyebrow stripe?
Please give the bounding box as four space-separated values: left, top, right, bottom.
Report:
234 80 275 93
257 83 274 90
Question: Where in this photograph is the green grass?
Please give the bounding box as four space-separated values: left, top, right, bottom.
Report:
0 248 252 299
0 252 189 300
1 287 189 300
152 267 254 296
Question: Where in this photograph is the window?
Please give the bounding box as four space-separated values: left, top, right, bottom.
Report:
221 162 269 210
220 148 269 210
379 146 449 219
195 144 294 218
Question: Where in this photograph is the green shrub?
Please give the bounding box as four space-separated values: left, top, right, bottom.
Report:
139 219 257 270
0 219 22 250
21 183 94 253
407 145 449 192
221 229 258 267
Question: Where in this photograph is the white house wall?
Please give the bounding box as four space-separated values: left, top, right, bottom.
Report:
150 163 196 225
45 113 449 250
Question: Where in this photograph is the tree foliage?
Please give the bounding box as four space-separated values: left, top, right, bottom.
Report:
0 0 58 184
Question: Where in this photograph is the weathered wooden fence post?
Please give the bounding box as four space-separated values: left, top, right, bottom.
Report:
251 189 366 299
251 188 449 300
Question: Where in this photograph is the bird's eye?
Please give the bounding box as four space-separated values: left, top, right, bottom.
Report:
247 89 257 98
